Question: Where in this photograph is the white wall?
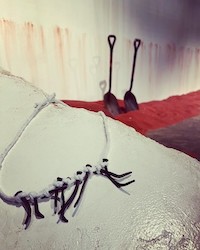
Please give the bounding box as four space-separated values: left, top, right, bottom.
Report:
0 0 200 102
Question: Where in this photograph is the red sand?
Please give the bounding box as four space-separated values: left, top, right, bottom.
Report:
63 90 200 135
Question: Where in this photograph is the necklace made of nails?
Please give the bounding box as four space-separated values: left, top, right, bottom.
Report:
0 93 134 229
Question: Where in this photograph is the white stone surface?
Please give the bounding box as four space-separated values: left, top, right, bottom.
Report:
0 71 200 249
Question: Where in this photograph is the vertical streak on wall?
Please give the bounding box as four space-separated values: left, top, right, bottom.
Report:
189 48 194 91
54 26 66 94
148 42 153 87
91 35 101 97
2 20 16 71
0 20 2 66
154 43 159 96
185 48 191 91
80 33 87 97
64 28 71 97
24 22 37 84
39 26 46 52
38 25 50 92
166 44 173 93
157 45 162 89
195 48 200 85
2 20 11 70
171 43 176 76
177 46 184 88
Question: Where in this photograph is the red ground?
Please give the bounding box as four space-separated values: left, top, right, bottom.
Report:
63 90 200 135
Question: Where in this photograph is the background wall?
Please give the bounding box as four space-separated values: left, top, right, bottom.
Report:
0 0 200 102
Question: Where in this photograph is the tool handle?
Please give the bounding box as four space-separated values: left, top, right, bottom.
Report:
129 38 141 91
108 35 116 93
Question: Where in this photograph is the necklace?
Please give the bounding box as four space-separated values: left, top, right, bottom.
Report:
0 93 134 229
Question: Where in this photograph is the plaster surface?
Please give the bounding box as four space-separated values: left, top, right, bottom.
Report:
0 72 200 249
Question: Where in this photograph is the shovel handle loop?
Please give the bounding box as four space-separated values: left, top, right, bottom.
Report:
108 35 116 50
134 39 141 51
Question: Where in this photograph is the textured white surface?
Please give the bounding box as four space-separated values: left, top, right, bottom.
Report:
0 72 200 249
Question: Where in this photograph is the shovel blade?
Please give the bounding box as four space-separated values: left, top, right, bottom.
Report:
104 92 121 116
124 91 139 112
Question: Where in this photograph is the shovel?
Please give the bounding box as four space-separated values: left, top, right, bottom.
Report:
124 39 141 112
104 35 121 116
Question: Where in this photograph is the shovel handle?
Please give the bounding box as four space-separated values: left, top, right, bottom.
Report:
129 38 141 92
108 35 116 93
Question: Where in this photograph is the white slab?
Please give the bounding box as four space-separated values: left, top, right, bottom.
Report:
0 71 200 249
